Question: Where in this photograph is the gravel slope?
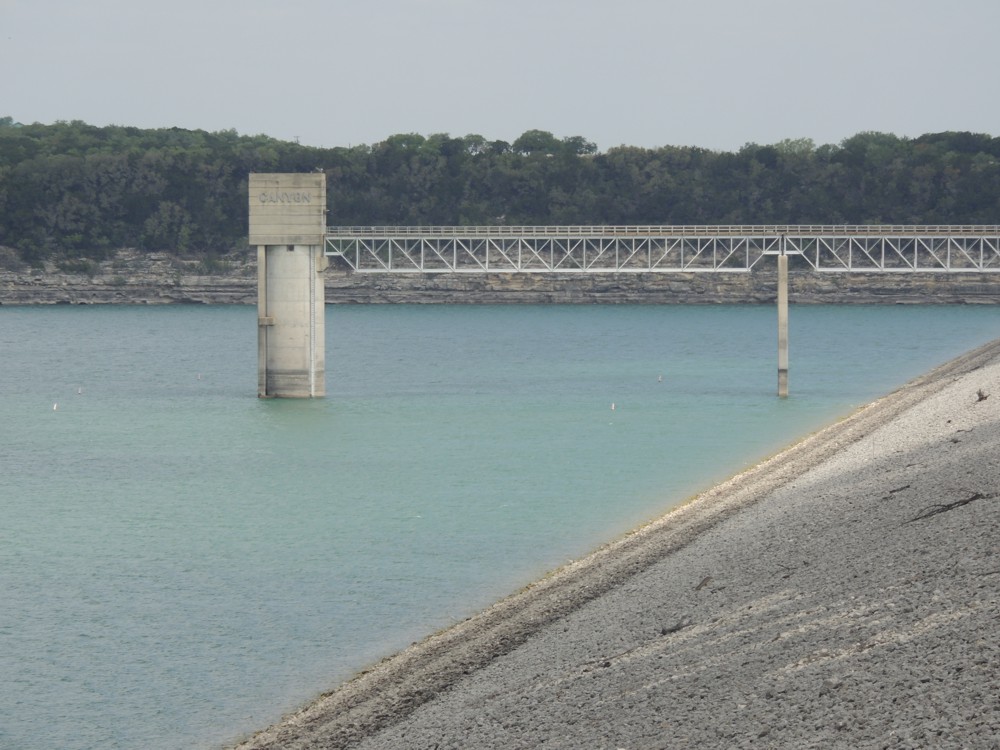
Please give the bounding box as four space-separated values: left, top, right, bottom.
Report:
234 340 1000 750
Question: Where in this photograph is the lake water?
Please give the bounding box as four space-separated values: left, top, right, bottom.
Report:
2 303 998 749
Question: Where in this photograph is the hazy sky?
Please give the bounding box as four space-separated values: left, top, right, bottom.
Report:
3 0 998 152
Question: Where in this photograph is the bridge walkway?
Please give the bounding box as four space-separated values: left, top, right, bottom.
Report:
324 225 1000 274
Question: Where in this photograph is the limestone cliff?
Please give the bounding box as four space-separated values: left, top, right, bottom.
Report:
1 249 998 305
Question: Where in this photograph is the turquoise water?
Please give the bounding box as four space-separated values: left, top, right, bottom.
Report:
1 303 998 749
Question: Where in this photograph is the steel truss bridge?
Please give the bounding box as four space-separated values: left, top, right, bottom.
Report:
325 225 1000 274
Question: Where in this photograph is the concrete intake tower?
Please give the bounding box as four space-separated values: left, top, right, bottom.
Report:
249 173 327 398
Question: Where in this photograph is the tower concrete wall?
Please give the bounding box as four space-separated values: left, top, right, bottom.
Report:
257 245 327 398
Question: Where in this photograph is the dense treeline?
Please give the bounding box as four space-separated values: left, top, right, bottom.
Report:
1 116 999 265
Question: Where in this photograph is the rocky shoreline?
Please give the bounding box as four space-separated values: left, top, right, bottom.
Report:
0 250 258 306
2 249 999 305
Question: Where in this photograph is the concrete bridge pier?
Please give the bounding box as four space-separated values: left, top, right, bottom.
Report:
257 244 326 398
777 247 789 398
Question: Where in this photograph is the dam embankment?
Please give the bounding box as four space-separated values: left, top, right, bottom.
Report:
2 249 999 304
234 338 1000 749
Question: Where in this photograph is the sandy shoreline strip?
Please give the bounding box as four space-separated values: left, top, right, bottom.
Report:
233 340 1000 749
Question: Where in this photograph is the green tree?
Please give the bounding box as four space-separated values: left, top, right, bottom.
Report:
1 119 998 263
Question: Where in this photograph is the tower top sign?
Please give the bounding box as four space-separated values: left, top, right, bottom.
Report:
248 173 326 246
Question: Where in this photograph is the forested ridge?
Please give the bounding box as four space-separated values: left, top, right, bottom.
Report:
1 116 999 266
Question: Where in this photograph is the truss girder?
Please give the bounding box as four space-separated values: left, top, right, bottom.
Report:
324 227 1000 273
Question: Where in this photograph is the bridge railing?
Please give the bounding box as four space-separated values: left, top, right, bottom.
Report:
327 224 1000 238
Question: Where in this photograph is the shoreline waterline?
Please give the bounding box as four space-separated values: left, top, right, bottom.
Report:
232 337 1000 749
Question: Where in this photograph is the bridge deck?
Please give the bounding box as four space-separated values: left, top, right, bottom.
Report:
324 226 1000 273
